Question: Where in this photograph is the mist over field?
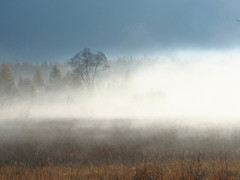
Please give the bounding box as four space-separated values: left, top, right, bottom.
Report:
1 50 240 129
2 0 240 179
1 39 240 180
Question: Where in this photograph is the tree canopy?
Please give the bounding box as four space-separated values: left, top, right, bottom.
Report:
69 48 110 91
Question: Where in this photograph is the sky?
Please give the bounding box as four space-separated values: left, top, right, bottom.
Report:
1 0 240 62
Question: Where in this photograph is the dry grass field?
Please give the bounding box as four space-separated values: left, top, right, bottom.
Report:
1 158 240 180
0 119 240 179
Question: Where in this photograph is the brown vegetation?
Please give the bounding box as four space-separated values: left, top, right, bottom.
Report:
1 156 240 179
0 120 240 179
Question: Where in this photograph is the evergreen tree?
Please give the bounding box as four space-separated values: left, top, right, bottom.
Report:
18 77 35 97
33 69 45 89
63 71 73 87
49 65 62 87
0 63 16 96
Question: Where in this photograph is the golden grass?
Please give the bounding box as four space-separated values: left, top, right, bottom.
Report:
1 120 240 179
1 158 240 180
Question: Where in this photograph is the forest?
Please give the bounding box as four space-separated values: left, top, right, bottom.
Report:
0 48 152 103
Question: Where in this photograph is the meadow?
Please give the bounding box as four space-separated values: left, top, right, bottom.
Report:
0 119 240 179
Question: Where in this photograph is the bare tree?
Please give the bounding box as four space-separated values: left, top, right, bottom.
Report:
69 48 110 91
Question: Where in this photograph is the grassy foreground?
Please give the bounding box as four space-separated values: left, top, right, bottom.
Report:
0 119 240 179
1 159 240 180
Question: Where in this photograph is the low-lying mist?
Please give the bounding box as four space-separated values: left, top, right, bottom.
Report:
2 51 240 174
1 51 240 129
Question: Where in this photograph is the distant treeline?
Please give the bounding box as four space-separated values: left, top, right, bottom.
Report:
0 48 155 100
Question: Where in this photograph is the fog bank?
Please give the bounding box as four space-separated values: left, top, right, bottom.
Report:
1 51 240 127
